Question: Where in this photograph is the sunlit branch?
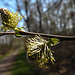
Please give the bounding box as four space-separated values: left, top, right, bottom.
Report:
0 31 75 41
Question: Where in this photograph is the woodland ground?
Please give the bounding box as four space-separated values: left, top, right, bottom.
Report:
0 49 20 75
0 46 75 75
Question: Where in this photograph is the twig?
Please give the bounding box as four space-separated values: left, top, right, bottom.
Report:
0 31 75 41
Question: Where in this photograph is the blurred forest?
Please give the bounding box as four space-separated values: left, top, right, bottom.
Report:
0 0 75 75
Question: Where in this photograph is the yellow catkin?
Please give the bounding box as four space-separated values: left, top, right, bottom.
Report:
1 9 24 31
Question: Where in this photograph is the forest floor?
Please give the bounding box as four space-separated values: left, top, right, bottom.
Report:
0 49 20 75
0 48 75 75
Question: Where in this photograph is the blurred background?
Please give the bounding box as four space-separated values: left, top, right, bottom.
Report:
0 0 75 75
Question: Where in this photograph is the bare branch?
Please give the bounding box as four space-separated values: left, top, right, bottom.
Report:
45 0 62 12
16 0 27 22
0 31 75 41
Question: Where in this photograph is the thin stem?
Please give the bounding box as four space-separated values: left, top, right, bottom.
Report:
0 31 75 41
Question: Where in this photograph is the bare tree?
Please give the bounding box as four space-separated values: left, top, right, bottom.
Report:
36 0 42 32
16 0 31 32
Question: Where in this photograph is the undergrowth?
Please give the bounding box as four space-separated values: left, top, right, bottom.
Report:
11 49 41 75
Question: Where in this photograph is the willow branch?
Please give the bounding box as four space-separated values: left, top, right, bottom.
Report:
0 31 75 41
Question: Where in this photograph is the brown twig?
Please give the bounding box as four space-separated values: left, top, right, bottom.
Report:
0 31 75 41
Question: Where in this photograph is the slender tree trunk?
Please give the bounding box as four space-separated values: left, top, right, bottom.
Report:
36 0 42 32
